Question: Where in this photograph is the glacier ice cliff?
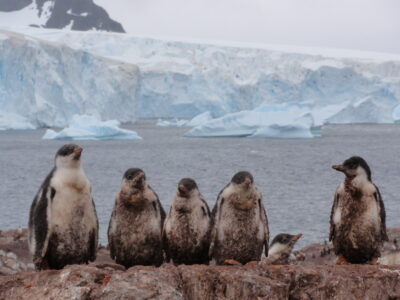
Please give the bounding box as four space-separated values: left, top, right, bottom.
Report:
0 29 139 128
1 28 400 133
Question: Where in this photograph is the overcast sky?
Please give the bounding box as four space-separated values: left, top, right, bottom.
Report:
94 0 400 54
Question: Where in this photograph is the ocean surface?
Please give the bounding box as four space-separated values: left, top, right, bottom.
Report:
1 122 399 249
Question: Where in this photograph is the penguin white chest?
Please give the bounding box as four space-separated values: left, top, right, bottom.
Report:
50 168 94 230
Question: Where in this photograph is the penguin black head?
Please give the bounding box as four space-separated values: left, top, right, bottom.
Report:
55 144 83 168
332 156 371 181
269 233 302 256
231 171 254 189
177 178 198 198
270 233 302 247
123 168 146 191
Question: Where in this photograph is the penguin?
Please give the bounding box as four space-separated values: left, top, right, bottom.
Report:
329 156 388 264
209 171 269 265
162 178 211 265
260 233 302 265
108 168 165 268
28 144 99 270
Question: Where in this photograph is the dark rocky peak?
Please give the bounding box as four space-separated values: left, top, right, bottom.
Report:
0 0 125 33
0 0 32 12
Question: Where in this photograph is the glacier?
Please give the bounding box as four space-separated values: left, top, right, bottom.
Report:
0 29 139 129
42 114 141 140
1 28 400 136
0 112 34 130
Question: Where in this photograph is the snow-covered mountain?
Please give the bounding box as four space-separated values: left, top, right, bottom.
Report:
1 28 400 131
0 0 124 32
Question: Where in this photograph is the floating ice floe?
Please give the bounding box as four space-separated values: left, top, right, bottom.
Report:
0 113 35 130
185 105 315 138
156 118 188 127
42 115 141 140
157 111 213 127
185 111 213 127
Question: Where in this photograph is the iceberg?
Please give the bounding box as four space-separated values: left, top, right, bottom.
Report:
156 111 213 127
156 118 188 127
185 111 213 127
42 114 141 140
185 105 315 138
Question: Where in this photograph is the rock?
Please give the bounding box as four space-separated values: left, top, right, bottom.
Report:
0 264 400 299
294 227 400 266
1 228 400 298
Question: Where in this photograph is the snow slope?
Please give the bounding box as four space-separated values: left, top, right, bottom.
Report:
1 28 400 132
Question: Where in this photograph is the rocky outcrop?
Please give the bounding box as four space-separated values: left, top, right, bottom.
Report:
1 263 400 299
1 228 400 299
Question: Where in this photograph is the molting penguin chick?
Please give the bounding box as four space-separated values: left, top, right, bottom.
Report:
28 144 99 270
329 156 388 264
108 168 165 268
209 171 269 265
163 178 211 265
261 233 302 265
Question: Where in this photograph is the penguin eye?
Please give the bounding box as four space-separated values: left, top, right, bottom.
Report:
127 175 133 180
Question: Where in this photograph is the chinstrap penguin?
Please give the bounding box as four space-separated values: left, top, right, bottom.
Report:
330 156 388 264
108 168 165 268
260 233 302 265
209 171 269 265
28 144 99 270
163 178 211 265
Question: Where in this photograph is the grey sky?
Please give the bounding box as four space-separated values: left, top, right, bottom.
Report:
95 0 400 54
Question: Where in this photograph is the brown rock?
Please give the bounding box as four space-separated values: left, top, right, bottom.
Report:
1 228 400 299
1 264 400 299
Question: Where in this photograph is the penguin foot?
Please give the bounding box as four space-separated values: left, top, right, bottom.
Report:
100 274 111 285
369 257 379 265
245 261 258 266
223 259 242 266
336 255 351 265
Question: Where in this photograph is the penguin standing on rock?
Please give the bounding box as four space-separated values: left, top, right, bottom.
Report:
209 171 269 265
330 156 388 264
163 178 211 265
28 144 99 270
108 168 165 268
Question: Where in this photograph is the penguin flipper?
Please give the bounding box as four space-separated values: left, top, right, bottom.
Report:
258 198 269 257
374 185 388 242
88 198 99 262
209 194 224 258
107 206 118 260
329 192 340 242
29 183 55 269
161 209 171 262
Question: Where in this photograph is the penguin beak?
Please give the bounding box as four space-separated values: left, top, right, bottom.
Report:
332 164 346 173
73 147 83 160
178 185 188 197
133 173 145 189
293 234 302 241
243 178 252 187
